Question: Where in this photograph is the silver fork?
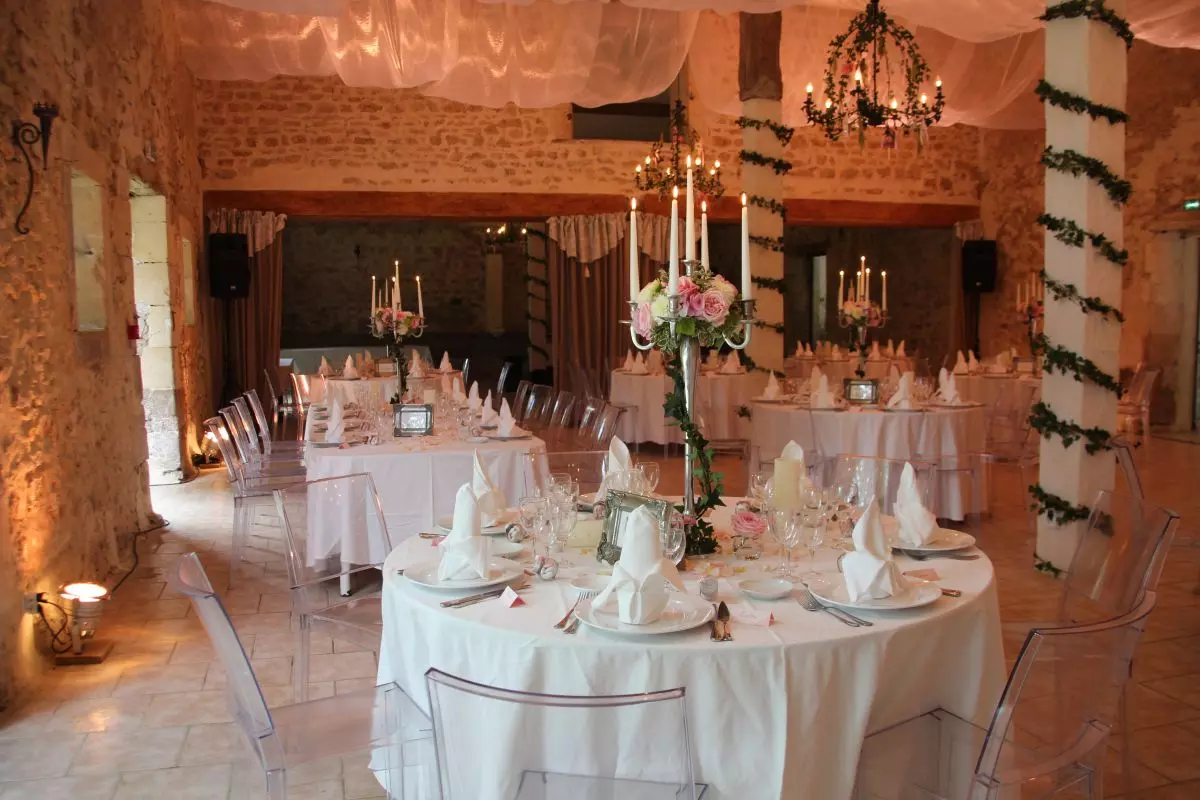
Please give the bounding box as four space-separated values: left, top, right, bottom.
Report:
563 616 582 634
799 587 868 627
555 596 584 629
903 551 981 561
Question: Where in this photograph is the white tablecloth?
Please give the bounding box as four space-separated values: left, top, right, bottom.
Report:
751 403 987 519
308 376 397 408
376 504 1004 800
609 369 767 444
786 357 914 384
304 434 544 566
956 374 1042 409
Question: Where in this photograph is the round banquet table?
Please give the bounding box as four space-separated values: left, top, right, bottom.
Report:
303 430 543 566
751 403 987 519
956 373 1042 408
609 369 767 444
307 375 396 408
375 504 1004 800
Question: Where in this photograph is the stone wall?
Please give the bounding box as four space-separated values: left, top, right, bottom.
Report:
0 0 205 709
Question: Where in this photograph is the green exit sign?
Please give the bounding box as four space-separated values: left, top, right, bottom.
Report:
1185 199 1200 211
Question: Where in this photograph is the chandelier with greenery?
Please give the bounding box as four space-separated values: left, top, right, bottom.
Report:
802 0 945 147
633 101 725 199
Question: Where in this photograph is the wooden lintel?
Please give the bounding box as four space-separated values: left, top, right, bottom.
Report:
203 190 978 229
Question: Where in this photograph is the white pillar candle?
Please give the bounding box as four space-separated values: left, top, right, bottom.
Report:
629 198 639 305
700 200 710 271
668 186 680 298
416 275 424 318
772 458 802 511
881 271 887 311
371 275 376 315
740 193 751 301
685 155 696 265
838 270 845 306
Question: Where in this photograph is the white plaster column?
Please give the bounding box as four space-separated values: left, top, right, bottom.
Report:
1037 3 1126 568
742 97 785 370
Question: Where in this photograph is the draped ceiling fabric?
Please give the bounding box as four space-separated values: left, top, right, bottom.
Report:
176 0 1200 128
546 212 677 264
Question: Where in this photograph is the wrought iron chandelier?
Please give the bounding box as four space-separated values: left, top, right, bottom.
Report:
633 101 724 199
802 0 944 147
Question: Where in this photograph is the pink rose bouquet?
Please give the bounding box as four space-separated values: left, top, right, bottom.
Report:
630 266 746 352
731 509 767 538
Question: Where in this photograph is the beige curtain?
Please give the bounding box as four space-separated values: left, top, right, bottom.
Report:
206 209 287 407
549 239 660 394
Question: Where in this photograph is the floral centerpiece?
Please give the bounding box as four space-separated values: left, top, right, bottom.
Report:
370 307 424 341
633 269 746 351
838 299 885 378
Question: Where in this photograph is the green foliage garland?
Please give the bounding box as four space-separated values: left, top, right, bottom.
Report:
751 276 787 293
735 405 751 420
1029 0 1130 555
735 116 795 146
1034 79 1129 125
748 195 789 220
738 150 792 175
753 320 786 334
749 234 786 253
663 357 722 555
736 115 792 341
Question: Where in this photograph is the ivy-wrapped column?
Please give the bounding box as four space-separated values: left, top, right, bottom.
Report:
1033 0 1130 572
739 11 786 371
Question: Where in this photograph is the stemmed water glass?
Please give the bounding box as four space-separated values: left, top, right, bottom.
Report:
750 470 773 509
765 508 795 576
660 512 686 565
638 462 660 495
548 492 577 567
797 485 826 577
518 495 551 556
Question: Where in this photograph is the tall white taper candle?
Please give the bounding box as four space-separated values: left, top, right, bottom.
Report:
668 186 680 298
740 193 751 301
685 156 696 265
700 200 710 270
881 271 888 311
629 198 639 305
838 270 845 307
371 275 376 315
416 275 424 318
394 260 401 311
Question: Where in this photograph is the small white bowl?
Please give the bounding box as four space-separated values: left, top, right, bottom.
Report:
739 578 794 601
570 575 610 599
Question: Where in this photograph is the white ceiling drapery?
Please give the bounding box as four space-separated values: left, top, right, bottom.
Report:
175 0 1200 127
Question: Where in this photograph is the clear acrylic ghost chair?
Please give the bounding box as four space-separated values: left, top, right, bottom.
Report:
589 404 627 450
854 591 1157 800
576 397 605 443
911 452 986 540
541 391 578 447
824 455 938 518
425 668 705 800
290 372 313 415
522 384 557 428
246 389 305 457
497 361 514 397
226 402 303 473
523 450 607 499
512 380 533 419
1117 365 1160 450
170 553 434 800
273 474 395 702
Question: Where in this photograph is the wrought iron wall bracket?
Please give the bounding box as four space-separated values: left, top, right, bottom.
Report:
11 102 58 235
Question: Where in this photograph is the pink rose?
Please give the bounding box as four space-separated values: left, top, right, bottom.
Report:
633 302 653 337
698 289 730 326
676 276 699 307
732 510 767 537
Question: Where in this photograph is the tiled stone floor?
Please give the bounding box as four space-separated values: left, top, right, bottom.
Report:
1 436 1198 798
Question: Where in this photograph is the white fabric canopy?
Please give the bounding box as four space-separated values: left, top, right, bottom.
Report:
176 1 1200 128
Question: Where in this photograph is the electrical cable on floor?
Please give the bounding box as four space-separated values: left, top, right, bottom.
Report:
37 602 72 654
108 518 171 595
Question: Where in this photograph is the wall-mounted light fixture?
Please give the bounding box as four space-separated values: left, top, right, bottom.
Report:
11 102 59 235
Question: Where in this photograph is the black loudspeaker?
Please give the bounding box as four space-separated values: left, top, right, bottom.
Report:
208 233 251 298
962 240 997 293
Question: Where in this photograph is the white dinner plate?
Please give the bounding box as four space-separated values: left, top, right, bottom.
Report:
489 540 526 559
889 528 977 554
436 508 519 535
465 436 490 444
575 593 715 637
330 377 359 381
807 572 942 612
882 406 926 413
569 574 611 598
404 558 525 592
487 433 534 441
927 401 984 409
754 397 793 404
739 578 794 601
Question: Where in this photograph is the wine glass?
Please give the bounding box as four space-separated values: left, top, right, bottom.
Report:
798 485 826 577
519 495 549 553
660 513 686 565
750 470 773 509
549 493 576 567
765 508 792 575
638 462 660 495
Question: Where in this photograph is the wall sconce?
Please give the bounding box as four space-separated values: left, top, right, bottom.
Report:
11 102 59 235
54 581 113 665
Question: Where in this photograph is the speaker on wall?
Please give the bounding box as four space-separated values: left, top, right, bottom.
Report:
208 233 251 298
962 240 997 293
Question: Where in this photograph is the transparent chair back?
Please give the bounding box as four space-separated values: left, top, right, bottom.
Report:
524 451 607 497
827 455 937 517
205 416 248 490
245 388 274 444
221 405 258 465
590 404 625 449
233 396 265 458
426 668 700 800
497 361 514 397
1057 490 1178 624
513 380 532 420
523 384 556 426
1111 438 1143 500
577 397 604 439
290 372 312 408
547 391 577 429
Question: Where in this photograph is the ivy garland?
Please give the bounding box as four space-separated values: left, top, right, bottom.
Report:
750 234 786 253
1028 0 1130 557
735 116 795 146
736 115 792 343
754 320 786 334
748 195 789 220
663 357 722 555
739 150 793 175
751 275 787 293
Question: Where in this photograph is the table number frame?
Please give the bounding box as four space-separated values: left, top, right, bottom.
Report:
598 490 671 565
393 403 434 437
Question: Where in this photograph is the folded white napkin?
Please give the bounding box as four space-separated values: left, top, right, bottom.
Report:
593 505 686 624
439 351 452 372
804 343 813 356
811 375 836 409
324 398 345 443
451 377 467 407
763 372 781 400
888 364 902 384
868 341 883 361
408 355 426 379
437 484 492 581
808 364 823 393
894 463 938 548
605 436 632 477
440 371 452 395
842 501 909 602
887 373 913 409
968 350 980 374
897 341 906 358
832 344 841 360
362 352 375 376
647 350 664 375
318 356 333 377
720 350 742 374
885 339 895 358
471 450 508 527
953 350 969 375
794 341 805 358
622 351 635 371
342 355 359 380
468 381 481 412
630 353 649 375
497 398 527 437
937 368 962 405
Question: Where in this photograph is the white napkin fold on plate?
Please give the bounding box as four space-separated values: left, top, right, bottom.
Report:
471 450 508 527
720 350 742 374
468 381 481 412
497 399 527 437
451 377 466 407
342 355 358 380
706 350 721 369
868 341 883 361
842 501 909 602
318 356 333 377
324 399 345 443
968 350 980 374
630 353 648 375
647 350 664 375
481 391 499 426
937 368 962 405
897 341 906 358
885 339 895 358
440 371 452 395
804 343 813 356
763 372 781 400
888 364 902 384
408 355 426 378
622 351 635 371
832 344 841 360
808 364 823 393
887 373 913 409
439 351 452 372
953 350 969 375
437 484 492 581
811 375 837 409
605 436 632 476
894 463 938 547
592 505 686 624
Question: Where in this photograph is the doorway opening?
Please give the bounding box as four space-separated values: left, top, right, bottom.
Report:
131 179 185 484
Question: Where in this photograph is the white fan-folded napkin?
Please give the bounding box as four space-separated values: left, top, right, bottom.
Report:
605 436 632 476
937 368 962 405
408 355 426 379
437 484 492 581
897 341 907 358
451 377 467 407
440 371 452 395
794 341 804 358
868 341 883 361
439 351 452 372
630 353 649 375
720 350 742 374
894 463 938 548
362 352 375 378
592 505 686 624
622 351 635 371
342 355 359 380
805 343 813 356
497 399 527 438
953 351 969 375
481 391 499 426
887 373 913 409
324 399 346 443
842 501 909 602
318 356 333 377
811 375 837 409
832 344 842 360
647 350 664 375
968 350 980 374
471 450 508 527
888 364 902 384
468 381 481 412
808 364 823 393
763 372 781 400
885 339 895 358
